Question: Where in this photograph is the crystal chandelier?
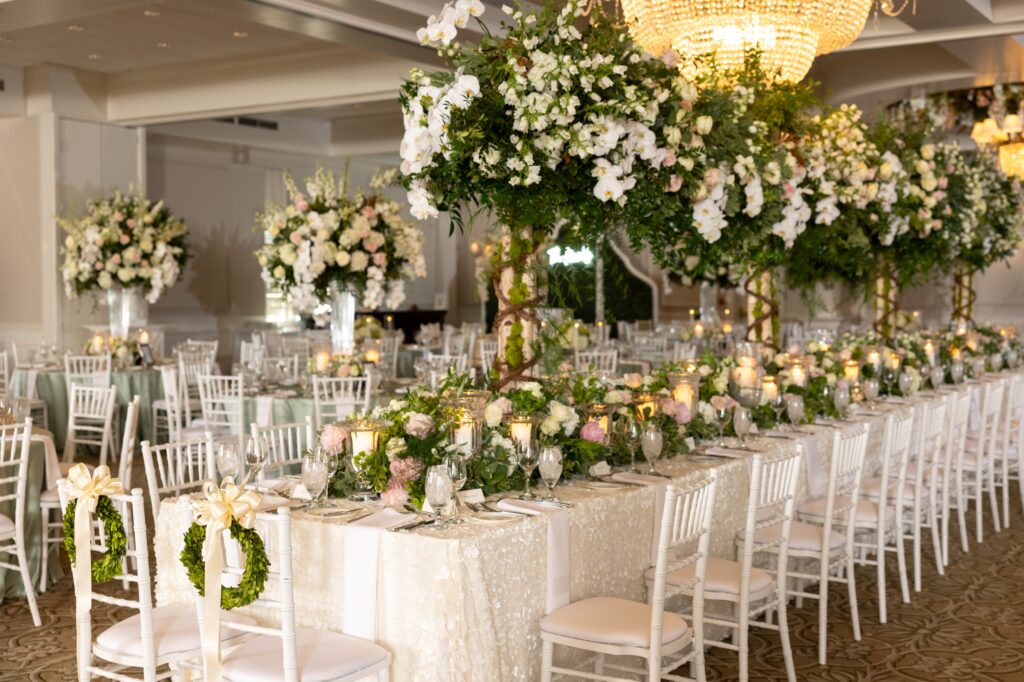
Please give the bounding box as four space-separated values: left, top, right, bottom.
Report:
620 0 914 82
973 113 1024 179
998 144 1024 179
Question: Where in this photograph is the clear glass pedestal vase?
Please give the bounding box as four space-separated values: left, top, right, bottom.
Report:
330 283 357 355
107 287 148 339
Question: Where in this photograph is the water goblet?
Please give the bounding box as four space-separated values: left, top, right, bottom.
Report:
833 383 851 418
733 406 753 449
898 371 914 396
641 424 664 476
444 453 468 521
301 453 329 509
317 446 339 505
714 405 732 446
622 418 642 473
538 446 564 501
245 438 267 493
951 361 965 384
930 366 945 389
770 391 786 428
785 394 805 430
216 442 240 483
424 465 453 527
862 378 880 407
516 442 539 500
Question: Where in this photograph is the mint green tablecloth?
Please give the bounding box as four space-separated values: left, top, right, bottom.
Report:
11 367 163 446
244 395 316 430
0 430 63 602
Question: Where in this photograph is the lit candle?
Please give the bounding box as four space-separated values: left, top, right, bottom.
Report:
385 315 394 331
348 421 383 459
315 351 330 374
761 376 779 402
587 404 610 443
91 333 105 354
721 322 733 335
733 365 759 389
866 350 881 372
634 393 659 421
923 340 936 367
950 346 961 360
693 322 705 339
508 416 534 449
452 420 476 456
139 329 150 345
843 360 860 383
672 382 695 411
364 348 381 365
885 352 901 371
789 364 807 388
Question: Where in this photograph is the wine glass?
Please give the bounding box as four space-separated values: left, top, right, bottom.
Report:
444 453 468 521
216 442 240 483
862 378 880 407
245 438 267 493
951 361 965 384
713 405 732 446
898 371 913 397
770 390 786 428
733 406 752 449
834 382 851 418
516 442 539 500
424 465 453 527
641 424 664 476
621 418 641 473
301 453 329 509
317 446 339 505
930 366 945 390
538 446 563 501
785 394 805 430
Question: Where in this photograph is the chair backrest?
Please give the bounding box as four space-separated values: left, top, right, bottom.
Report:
312 375 371 429
140 436 215 525
251 417 314 479
1001 373 1024 467
479 338 498 376
648 471 718 666
261 355 300 383
875 409 915 514
819 424 869 552
56 482 155 681
280 335 311 359
118 396 141 488
0 350 8 399
671 342 696 363
65 354 112 390
374 335 401 380
0 419 32 539
178 351 214 424
444 331 467 356
430 353 469 373
197 374 245 443
184 339 219 357
737 450 802 588
913 394 948 501
158 365 183 442
944 387 973 480
976 378 1007 462
574 348 618 375
239 339 264 367
12 342 41 368
65 385 118 466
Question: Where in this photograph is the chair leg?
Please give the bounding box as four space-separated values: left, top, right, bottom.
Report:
957 477 970 553
975 475 985 543
39 508 49 593
846 551 861 642
1003 456 1011 528
594 654 604 675
895 519 910 604
911 505 922 592
877 533 887 624
16 538 40 627
776 595 796 682
738 603 750 682
928 496 944 576
818 559 829 666
540 639 554 682
987 465 1001 534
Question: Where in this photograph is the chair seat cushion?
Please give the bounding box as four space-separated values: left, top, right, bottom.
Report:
40 488 60 506
220 628 389 682
860 478 917 502
905 462 944 480
799 495 879 525
0 513 13 538
540 597 689 649
646 556 772 596
741 520 845 553
95 603 254 662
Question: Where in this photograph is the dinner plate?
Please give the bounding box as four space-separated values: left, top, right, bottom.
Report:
468 511 519 523
582 481 625 491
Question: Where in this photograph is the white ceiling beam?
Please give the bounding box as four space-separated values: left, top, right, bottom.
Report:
840 20 1024 51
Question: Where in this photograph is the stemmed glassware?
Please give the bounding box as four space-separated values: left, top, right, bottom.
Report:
713 404 732 446
216 442 241 483
950 361 965 384
424 465 453 527
444 453 468 522
785 394 805 431
641 424 664 476
317 446 339 506
732 406 753 449
769 389 786 427
245 438 268 493
538 446 564 501
515 442 539 500
833 382 851 418
862 378 880 407
617 418 642 473
898 371 914 396
301 452 329 510
930 366 946 390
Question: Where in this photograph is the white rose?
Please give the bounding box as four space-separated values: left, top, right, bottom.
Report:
604 390 624 404
539 416 560 436
696 116 713 135
350 251 369 272
483 402 504 428
98 271 114 289
336 251 351 267
273 265 286 279
920 144 935 160
549 401 571 422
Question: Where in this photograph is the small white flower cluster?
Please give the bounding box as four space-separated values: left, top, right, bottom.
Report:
60 189 188 304
538 399 580 437
255 167 427 312
416 0 485 48
904 142 950 238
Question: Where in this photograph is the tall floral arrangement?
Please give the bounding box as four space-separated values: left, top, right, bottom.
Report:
255 167 426 312
400 0 696 386
60 188 189 303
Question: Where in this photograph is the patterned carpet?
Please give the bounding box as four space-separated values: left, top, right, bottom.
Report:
2 499 1023 680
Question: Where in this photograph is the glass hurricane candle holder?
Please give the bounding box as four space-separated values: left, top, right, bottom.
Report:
585 403 611 445
785 358 808 389
346 419 386 501
633 393 660 421
668 371 701 415
450 404 482 457
505 413 536 451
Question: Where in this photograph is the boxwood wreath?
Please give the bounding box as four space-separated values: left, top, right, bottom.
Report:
180 519 269 610
63 496 127 584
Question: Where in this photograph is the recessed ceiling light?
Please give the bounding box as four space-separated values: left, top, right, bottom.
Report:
144 9 160 17
232 31 248 38
67 24 84 31
157 41 169 48
88 53 101 60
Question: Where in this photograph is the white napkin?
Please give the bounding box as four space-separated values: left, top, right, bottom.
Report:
768 429 823 496
588 461 611 478
25 370 38 400
610 472 669 565
342 508 416 639
255 396 274 427
289 484 312 501
495 498 570 613
32 432 60 491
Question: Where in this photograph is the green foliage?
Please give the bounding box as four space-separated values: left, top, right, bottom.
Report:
63 496 127 585
180 520 269 610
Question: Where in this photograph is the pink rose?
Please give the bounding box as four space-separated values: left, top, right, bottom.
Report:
296 200 310 212
660 398 692 425
373 252 387 267
131 250 142 263
783 183 795 199
679 99 693 112
319 424 348 456
363 239 379 253
112 211 123 222
404 412 434 438
704 168 721 185
361 205 377 219
580 420 606 443
663 150 676 167
709 395 737 412
667 175 683 193
289 231 303 245
336 364 351 377
623 373 644 389
126 219 137 229
937 176 948 189
112 254 122 265
94 262 104 271
119 234 131 245
380 479 409 507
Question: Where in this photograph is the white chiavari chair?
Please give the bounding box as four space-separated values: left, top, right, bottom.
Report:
574 348 618 375
0 350 9 399
64 384 118 468
194 506 391 682
239 339 264 368
261 354 301 383
140 436 215 527
671 342 697 364
280 335 311 360
375 334 401 381
941 388 974 563
748 425 868 665
193 374 245 451
479 338 498 377
312 376 371 429
444 331 467 356
0 419 40 626
262 330 284 356
65 354 112 390
172 350 213 428
671 452 801 682
801 410 914 623
56 481 254 682
994 372 1024 527
542 473 718 682
6 349 48 427
461 326 479 365
251 417 314 480
12 341 43 368
961 378 1006 543
634 335 669 365
152 365 183 444
183 338 219 357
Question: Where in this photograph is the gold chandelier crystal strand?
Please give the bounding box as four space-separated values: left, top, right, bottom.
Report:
999 142 1024 179
815 0 872 54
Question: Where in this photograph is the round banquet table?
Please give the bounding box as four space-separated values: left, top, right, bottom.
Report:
11 366 163 446
0 428 63 602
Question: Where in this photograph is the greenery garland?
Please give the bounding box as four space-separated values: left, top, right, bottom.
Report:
63 496 127 585
180 520 269 610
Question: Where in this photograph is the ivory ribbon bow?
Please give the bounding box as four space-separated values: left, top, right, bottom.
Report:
66 463 123 618
192 478 261 682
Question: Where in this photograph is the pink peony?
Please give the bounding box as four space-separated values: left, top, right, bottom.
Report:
663 150 676 167
362 239 379 253
290 231 303 245
660 398 692 425
373 252 387 267
119 234 131 245
94 262 104 271
667 175 683 193
404 412 434 438
938 176 948 189
380 479 409 507
361 205 377 219
783 183 795 199
126 219 137 229
319 424 348 456
112 254 122 265
580 420 606 443
389 456 424 483
709 395 738 412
